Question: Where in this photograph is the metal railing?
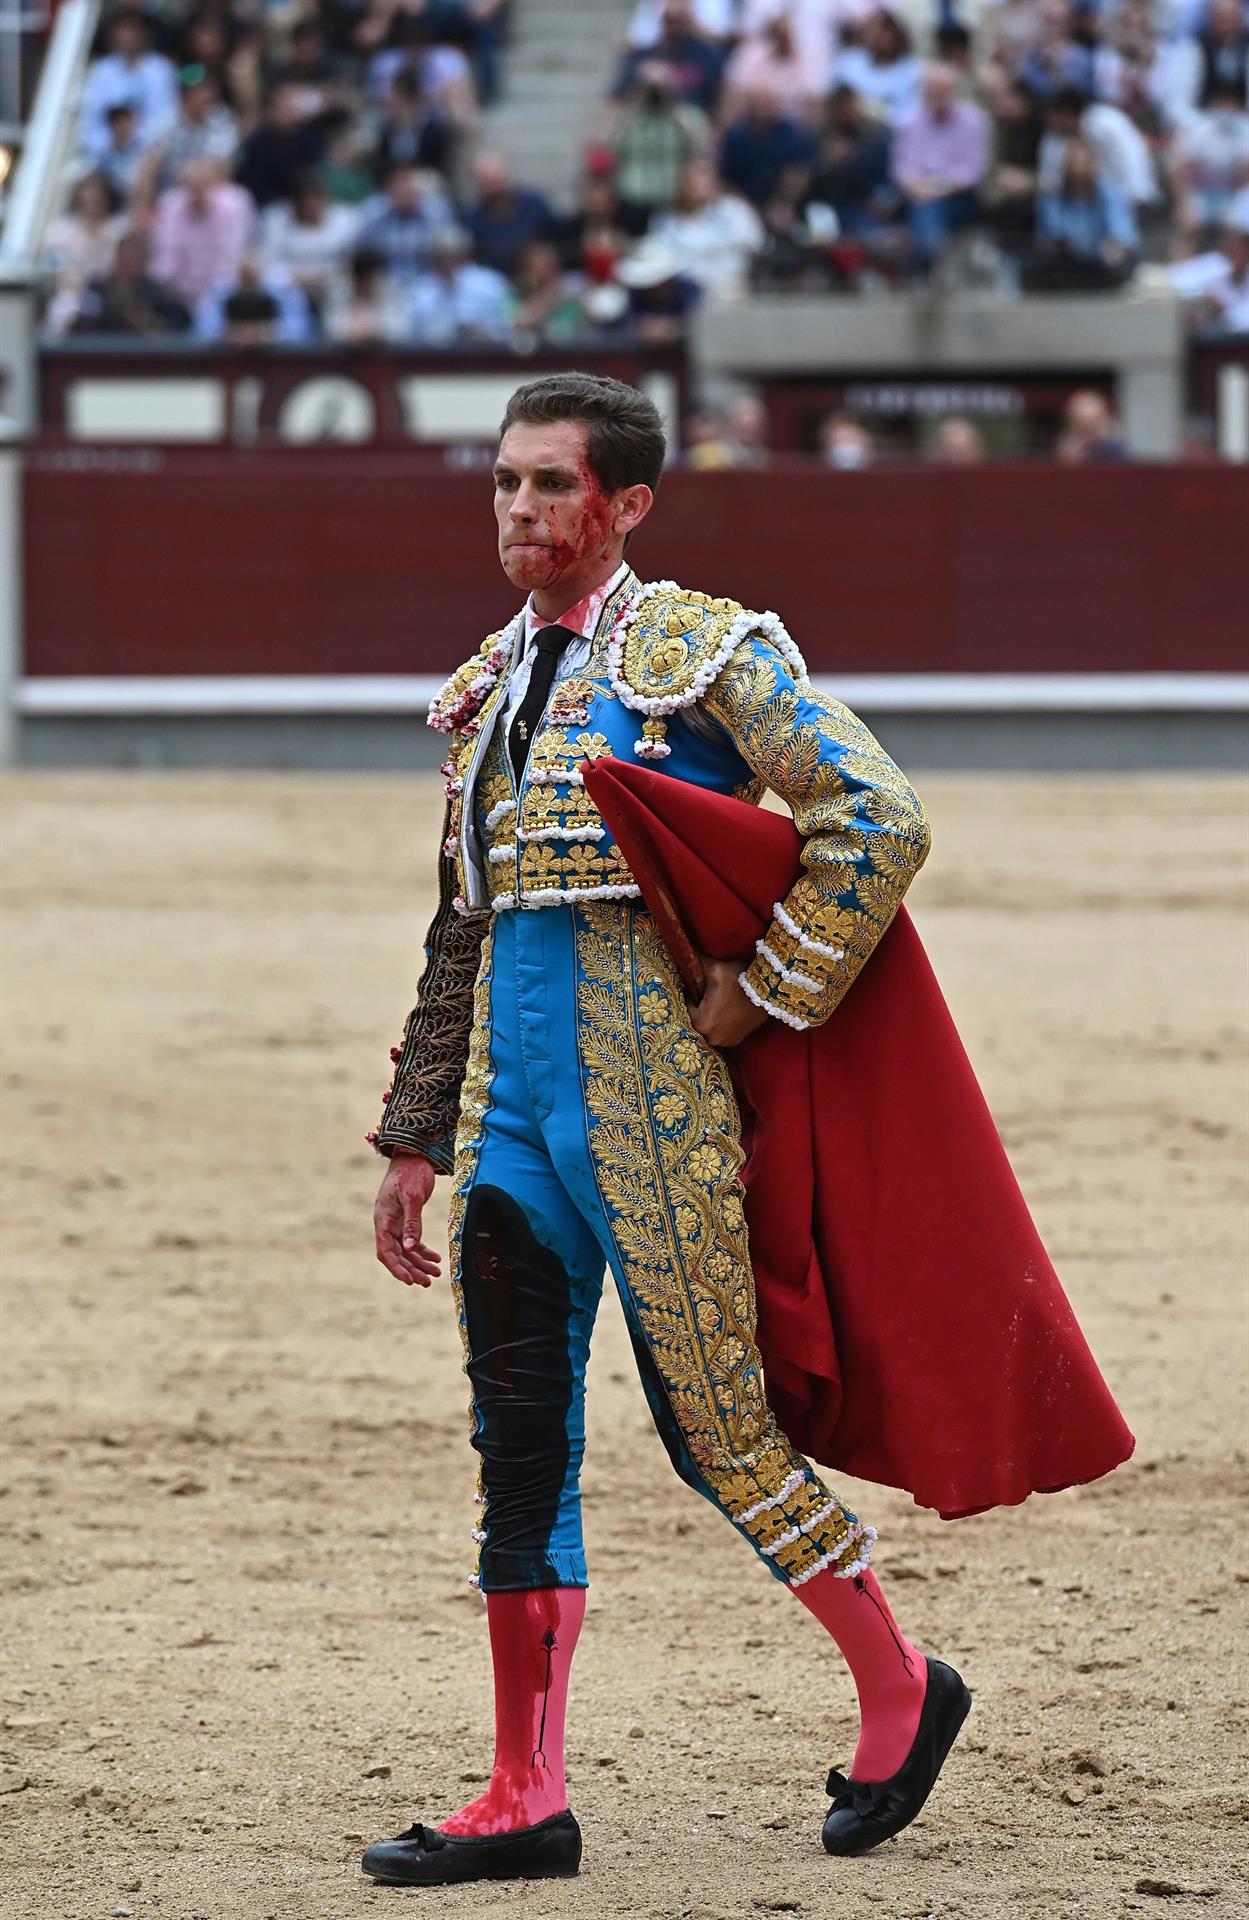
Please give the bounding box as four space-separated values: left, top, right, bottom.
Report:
1 0 98 270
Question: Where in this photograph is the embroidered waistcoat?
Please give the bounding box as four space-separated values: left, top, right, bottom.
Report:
375 573 932 1164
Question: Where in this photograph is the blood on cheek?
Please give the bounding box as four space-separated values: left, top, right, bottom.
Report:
541 469 616 577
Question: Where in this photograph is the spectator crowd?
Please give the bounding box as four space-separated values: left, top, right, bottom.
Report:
41 1 1249 353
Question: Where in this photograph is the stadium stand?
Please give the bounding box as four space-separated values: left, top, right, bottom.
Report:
27 2 1247 367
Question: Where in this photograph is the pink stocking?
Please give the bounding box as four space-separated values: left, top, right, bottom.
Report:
439 1587 585 1837
793 1566 928 1781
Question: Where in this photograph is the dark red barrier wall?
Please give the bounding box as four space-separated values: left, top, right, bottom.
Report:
23 451 1247 676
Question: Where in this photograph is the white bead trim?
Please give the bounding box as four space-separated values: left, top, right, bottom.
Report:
428 614 521 734
526 765 585 786
488 844 517 864
773 899 845 962
608 586 810 718
756 939 822 994
513 883 642 909
738 969 810 1032
788 1524 878 1588
470 1527 487 1544
483 797 516 830
759 1494 847 1556
516 824 605 845
737 1467 807 1527
633 737 673 759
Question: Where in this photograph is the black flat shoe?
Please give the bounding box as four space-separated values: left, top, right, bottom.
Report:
361 1809 582 1885
821 1656 971 1858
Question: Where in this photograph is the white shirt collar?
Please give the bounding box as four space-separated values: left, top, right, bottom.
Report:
521 560 630 646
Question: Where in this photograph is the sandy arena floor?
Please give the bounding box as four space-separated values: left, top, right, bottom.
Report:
2 770 1247 1920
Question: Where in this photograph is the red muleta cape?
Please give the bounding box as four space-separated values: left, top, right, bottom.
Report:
583 757 1135 1521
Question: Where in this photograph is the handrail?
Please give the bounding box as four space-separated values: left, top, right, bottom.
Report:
0 0 100 273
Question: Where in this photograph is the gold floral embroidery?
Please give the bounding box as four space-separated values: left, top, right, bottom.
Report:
573 900 867 1582
703 645 931 1029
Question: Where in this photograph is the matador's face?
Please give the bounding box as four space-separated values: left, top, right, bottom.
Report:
493 420 649 596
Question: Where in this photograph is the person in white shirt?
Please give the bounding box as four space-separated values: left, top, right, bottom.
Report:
407 225 514 345
1039 86 1160 212
833 9 924 128
649 157 765 293
1170 83 1249 245
259 177 363 312
78 8 179 160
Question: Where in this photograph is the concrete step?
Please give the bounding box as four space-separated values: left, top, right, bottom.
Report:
484 0 637 195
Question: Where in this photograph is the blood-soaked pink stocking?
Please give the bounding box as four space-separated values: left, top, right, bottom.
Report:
439 1587 586 1836
793 1566 928 1780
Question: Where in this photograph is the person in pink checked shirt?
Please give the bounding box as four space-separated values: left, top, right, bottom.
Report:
150 155 256 311
891 62 991 271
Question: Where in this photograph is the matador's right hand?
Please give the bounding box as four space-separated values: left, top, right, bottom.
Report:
374 1152 442 1289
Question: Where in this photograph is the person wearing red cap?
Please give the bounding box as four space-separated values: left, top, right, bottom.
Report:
361 370 963 1886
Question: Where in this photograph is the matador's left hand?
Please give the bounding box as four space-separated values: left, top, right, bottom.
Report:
690 955 769 1050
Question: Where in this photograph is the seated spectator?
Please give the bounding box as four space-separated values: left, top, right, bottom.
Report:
819 410 875 467
718 391 771 465
324 245 411 343
805 85 898 238
70 230 192 335
981 69 1043 254
91 104 151 205
722 7 830 127
610 63 714 220
370 67 453 185
649 157 765 294
1026 133 1138 289
183 10 264 121
627 0 735 46
463 152 557 278
934 21 973 79
317 112 380 206
78 7 178 160
1054 388 1130 462
43 173 128 336
833 9 922 128
554 168 646 287
614 232 703 342
1153 0 1248 126
365 11 479 136
407 224 513 344
511 241 588 344
356 167 455 283
259 173 362 318
891 64 991 268
152 155 257 311
194 253 316 344
235 82 330 210
1168 213 1249 332
1039 86 1158 217
752 191 844 290
1170 81 1249 251
719 83 817 209
612 2 726 117
930 416 987 464
139 64 239 203
264 17 354 119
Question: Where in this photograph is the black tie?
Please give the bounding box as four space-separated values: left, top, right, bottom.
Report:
509 625 575 784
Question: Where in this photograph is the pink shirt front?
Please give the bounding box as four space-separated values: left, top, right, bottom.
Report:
151 182 257 306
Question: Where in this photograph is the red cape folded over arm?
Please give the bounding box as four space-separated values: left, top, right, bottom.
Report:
583 757 1135 1520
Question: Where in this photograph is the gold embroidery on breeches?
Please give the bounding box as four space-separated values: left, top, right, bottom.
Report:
572 900 872 1585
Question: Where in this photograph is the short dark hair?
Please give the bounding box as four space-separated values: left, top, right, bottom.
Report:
499 372 665 493
1050 86 1089 120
